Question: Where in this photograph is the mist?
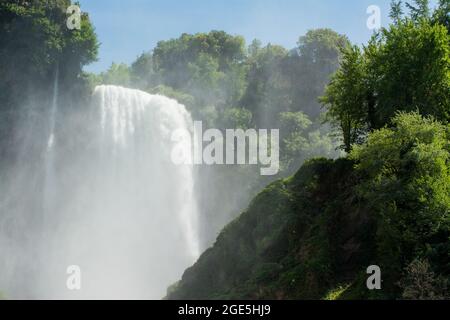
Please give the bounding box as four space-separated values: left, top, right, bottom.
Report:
0 82 200 299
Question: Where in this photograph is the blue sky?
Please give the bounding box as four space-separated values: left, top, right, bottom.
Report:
76 0 424 73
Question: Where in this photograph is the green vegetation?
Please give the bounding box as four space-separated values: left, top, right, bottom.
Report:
0 0 448 300
321 0 449 152
168 113 449 300
168 157 372 299
168 1 450 300
94 29 347 241
0 0 98 159
84 25 349 245
96 28 348 172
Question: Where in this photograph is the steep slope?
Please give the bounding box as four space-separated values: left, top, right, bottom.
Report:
168 158 378 300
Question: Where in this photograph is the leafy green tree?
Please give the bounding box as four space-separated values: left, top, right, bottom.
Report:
131 28 347 137
100 62 131 86
0 0 97 80
391 0 449 30
149 84 196 110
279 112 312 135
350 112 450 294
218 107 253 130
152 31 246 109
390 1 404 21
186 53 226 106
432 0 450 32
405 0 430 20
290 29 350 119
321 46 367 152
278 112 312 170
297 28 349 75
130 52 158 89
240 44 289 127
278 111 340 173
323 3 449 152
373 19 449 127
248 39 262 57
0 0 98 90
0 0 98 155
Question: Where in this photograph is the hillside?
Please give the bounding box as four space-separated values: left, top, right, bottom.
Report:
167 158 379 300
168 114 450 300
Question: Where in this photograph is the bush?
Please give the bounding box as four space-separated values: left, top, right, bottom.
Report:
350 112 450 294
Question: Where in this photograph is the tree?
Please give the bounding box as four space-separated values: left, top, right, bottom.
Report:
0 0 98 88
152 31 246 108
323 4 450 152
0 0 98 157
390 1 404 21
100 63 131 86
240 43 289 127
290 29 350 119
278 112 311 171
374 19 449 126
321 46 367 152
350 112 450 292
218 107 253 130
405 0 430 20
297 28 349 75
432 0 450 32
186 53 226 106
240 29 350 127
248 39 262 57
131 52 158 89
277 111 340 174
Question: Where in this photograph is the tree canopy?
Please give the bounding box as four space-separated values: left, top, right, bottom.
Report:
321 0 450 152
0 0 98 158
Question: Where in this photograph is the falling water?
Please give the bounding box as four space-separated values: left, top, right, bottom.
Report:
47 67 59 152
43 67 59 223
0 85 200 299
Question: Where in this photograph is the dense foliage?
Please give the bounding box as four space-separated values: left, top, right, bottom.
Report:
0 0 448 300
350 112 450 296
168 1 449 300
168 113 449 300
0 0 98 159
321 0 449 152
93 28 348 244
97 28 348 151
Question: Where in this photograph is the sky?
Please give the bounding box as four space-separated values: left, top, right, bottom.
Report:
76 0 420 73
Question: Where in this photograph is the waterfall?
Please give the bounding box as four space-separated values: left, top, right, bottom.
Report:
47 67 59 152
57 85 200 299
0 85 200 299
43 67 59 223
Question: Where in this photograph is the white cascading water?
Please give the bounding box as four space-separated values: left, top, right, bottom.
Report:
43 67 59 225
0 84 200 299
